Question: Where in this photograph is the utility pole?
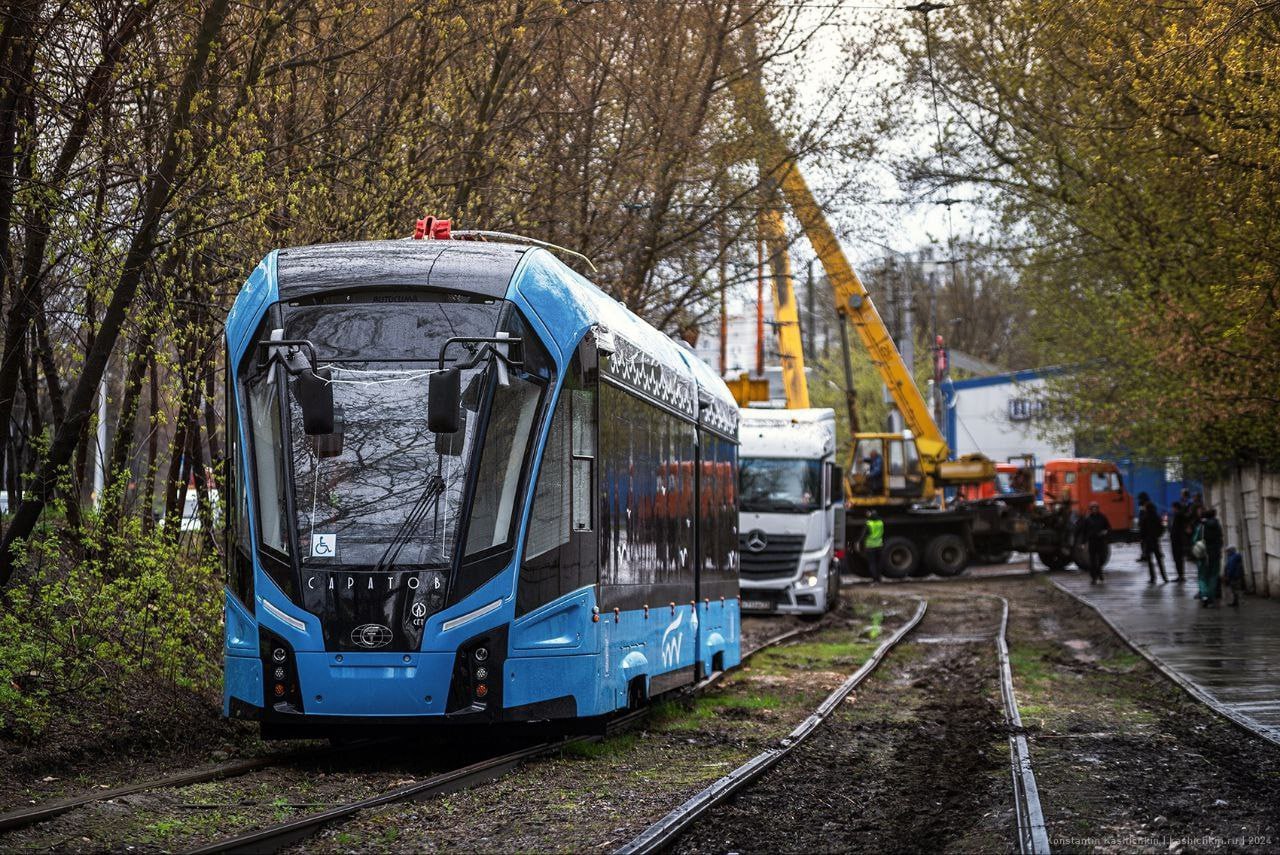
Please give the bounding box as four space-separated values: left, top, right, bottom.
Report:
755 228 765 379
805 257 816 361
718 219 728 376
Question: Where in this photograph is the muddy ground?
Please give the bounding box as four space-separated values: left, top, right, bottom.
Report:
0 679 268 816
673 592 1014 855
8 572 1280 854
293 591 909 854
999 575 1280 853
0 593 893 852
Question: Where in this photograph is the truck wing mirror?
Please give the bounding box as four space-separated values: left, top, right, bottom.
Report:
832 466 844 503
294 366 336 436
428 367 461 433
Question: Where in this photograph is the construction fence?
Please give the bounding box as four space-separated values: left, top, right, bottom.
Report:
1206 466 1280 598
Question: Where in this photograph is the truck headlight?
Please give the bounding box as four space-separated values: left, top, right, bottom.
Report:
801 560 822 587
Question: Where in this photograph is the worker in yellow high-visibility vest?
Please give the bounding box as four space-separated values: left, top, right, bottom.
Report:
861 510 884 583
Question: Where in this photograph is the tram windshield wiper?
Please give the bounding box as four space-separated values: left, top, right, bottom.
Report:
371 474 447 573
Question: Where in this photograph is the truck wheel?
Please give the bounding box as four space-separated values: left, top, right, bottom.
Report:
1037 550 1070 571
881 537 919 579
926 534 968 577
1072 543 1111 571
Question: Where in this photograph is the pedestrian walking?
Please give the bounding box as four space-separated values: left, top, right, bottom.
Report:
1169 501 1190 582
1080 501 1112 583
1139 499 1168 583
1192 508 1224 606
860 510 884 583
1135 492 1151 563
1224 546 1244 607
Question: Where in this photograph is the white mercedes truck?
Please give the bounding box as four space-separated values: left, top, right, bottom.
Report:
737 408 843 617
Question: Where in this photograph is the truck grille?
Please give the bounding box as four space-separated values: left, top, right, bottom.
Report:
739 532 805 580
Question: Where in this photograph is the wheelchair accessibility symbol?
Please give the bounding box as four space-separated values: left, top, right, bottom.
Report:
310 533 337 558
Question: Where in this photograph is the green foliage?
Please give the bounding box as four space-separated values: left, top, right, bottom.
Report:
900 0 1280 471
0 509 222 738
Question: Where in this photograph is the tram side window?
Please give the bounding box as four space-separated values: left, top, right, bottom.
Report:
697 431 738 602
465 375 541 555
519 367 597 617
598 383 696 608
571 389 594 532
247 370 289 556
525 402 571 561
226 348 253 604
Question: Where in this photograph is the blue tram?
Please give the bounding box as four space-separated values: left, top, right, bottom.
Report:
221 234 741 735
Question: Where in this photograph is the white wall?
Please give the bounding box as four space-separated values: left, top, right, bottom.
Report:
949 375 1072 467
1206 466 1280 598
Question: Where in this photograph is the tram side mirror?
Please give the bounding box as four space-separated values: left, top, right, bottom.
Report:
436 408 467 456
314 405 345 458
294 367 336 436
428 367 461 433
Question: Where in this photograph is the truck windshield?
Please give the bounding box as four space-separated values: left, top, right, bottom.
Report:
245 298 544 571
739 458 822 513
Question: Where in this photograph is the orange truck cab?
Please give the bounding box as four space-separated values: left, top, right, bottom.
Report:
958 462 1029 502
1042 458 1133 534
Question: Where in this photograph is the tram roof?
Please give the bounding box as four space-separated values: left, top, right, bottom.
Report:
275 239 529 301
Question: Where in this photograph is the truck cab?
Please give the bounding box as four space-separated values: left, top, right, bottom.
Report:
736 408 842 616
1043 458 1133 533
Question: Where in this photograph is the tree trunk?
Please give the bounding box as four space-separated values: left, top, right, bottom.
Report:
0 0 231 589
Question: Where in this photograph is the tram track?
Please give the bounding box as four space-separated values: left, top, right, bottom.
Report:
0 617 819 847
184 621 830 854
619 593 1051 855
0 612 838 853
0 740 388 835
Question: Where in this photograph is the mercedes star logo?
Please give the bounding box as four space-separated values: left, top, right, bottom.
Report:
746 530 768 553
350 623 393 649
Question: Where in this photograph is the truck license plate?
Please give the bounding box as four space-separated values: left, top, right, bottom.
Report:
740 599 775 612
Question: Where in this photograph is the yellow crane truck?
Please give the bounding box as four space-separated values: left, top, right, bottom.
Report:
734 47 1072 577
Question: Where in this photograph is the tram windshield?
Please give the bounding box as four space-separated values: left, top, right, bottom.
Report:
739 458 822 513
244 297 545 570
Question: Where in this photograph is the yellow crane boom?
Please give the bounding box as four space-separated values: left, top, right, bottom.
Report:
759 208 809 408
733 36 992 487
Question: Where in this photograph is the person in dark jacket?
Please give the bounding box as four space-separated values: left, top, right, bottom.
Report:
1169 501 1190 583
1079 501 1112 583
1193 508 1224 606
1224 546 1244 607
1135 492 1151 563
1138 499 1168 583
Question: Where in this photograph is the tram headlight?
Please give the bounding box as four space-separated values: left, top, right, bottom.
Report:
273 667 286 681
474 647 489 662
474 666 489 681
272 648 287 663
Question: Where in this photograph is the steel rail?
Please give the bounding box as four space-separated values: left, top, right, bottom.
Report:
614 597 929 855
842 565 1050 586
184 715 645 855
0 612 824 844
0 741 387 834
992 595 1052 855
1050 578 1280 748
185 615 834 854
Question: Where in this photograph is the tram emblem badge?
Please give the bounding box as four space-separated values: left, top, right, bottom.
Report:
350 623 393 649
